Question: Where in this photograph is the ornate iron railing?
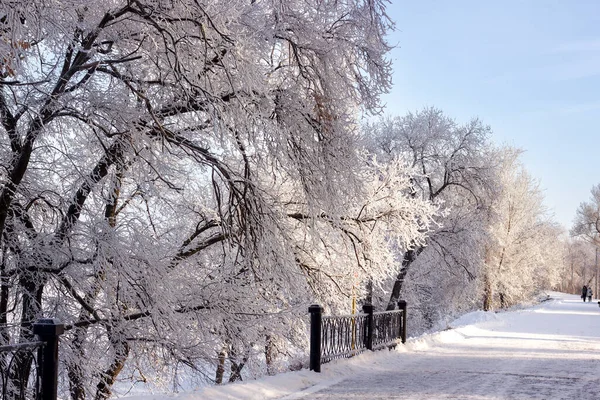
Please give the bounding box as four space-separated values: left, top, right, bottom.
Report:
321 313 367 363
372 310 403 350
309 301 407 372
0 341 44 400
0 319 64 400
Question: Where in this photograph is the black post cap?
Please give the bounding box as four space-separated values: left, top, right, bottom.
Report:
309 304 323 313
33 318 65 336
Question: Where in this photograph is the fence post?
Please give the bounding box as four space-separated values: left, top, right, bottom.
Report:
397 300 407 344
362 303 374 351
33 318 64 400
308 305 323 372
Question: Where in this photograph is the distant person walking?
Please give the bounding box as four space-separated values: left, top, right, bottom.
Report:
582 285 588 302
588 286 593 302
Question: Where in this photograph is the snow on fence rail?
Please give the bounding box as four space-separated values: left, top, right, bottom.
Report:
309 301 407 372
0 319 64 400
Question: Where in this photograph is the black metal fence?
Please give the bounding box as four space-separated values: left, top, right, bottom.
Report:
309 301 407 372
0 319 64 400
320 312 368 364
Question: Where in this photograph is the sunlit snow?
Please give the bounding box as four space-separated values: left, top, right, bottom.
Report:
119 292 600 399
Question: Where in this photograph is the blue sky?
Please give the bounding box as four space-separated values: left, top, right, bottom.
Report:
381 1 600 229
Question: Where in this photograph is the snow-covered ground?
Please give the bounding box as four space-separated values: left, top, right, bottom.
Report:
120 292 600 399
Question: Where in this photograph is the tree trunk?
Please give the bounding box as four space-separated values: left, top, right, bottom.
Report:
0 260 9 345
67 328 87 400
67 274 106 400
95 334 130 400
215 346 227 384
365 279 373 305
10 272 44 393
72 170 123 399
265 335 275 376
228 348 248 383
499 292 506 309
386 247 423 310
483 274 492 311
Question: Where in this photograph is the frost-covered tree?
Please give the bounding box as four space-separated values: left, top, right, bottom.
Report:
482 148 563 310
365 108 495 318
569 185 600 294
562 239 596 293
366 109 566 328
0 1 438 397
572 184 600 244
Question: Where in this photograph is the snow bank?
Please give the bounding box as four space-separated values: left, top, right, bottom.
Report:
118 347 409 400
448 310 499 328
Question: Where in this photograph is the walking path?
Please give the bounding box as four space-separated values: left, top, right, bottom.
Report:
122 292 600 399
295 293 600 399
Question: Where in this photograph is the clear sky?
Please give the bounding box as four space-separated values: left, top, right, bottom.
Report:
381 0 600 229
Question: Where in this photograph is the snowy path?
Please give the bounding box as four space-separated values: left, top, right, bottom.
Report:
295 293 600 400
120 293 600 399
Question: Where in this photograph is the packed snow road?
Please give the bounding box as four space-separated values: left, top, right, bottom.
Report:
294 292 600 400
